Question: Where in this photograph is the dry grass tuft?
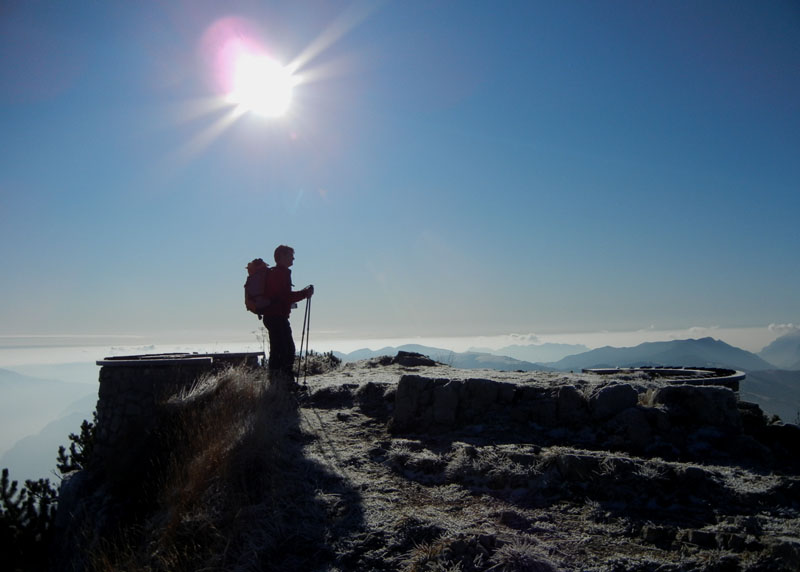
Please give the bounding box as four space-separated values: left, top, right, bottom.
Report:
161 368 287 527
86 366 332 571
488 537 559 572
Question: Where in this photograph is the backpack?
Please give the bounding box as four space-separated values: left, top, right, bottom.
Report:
244 258 272 317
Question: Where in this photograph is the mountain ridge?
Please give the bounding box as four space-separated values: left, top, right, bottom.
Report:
545 337 772 372
334 344 554 372
335 337 774 373
759 330 800 370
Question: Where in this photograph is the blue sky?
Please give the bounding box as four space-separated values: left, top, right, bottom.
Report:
1 1 798 350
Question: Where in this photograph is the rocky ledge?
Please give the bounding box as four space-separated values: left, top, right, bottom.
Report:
56 352 800 571
298 353 800 571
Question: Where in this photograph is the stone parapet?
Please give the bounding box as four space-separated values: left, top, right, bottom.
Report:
388 372 797 464
92 352 262 479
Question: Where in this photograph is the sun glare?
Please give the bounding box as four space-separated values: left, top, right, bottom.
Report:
228 53 294 118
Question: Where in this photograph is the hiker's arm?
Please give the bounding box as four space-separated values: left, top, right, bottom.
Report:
288 285 313 303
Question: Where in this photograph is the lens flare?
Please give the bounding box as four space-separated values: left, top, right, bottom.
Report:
228 53 294 117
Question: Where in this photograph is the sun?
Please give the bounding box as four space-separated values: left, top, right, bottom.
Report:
227 53 295 118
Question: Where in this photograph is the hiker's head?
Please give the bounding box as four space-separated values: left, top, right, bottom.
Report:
274 245 295 268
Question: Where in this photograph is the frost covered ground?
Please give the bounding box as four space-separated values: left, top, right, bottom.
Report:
290 358 800 571
57 356 800 571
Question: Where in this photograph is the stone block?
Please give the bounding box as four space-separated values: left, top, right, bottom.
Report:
652 385 741 429
433 381 459 425
496 382 517 404
557 385 589 425
464 378 498 405
643 406 671 434
392 375 425 430
526 397 558 427
683 529 718 548
610 407 651 450
124 402 142 417
590 383 638 420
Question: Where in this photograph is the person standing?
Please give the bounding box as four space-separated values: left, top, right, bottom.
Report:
262 245 314 380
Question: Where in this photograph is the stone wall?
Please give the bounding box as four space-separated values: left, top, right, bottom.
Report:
92 353 261 480
390 374 799 464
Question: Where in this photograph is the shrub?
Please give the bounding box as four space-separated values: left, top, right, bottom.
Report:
1 410 96 571
56 413 97 474
298 350 342 376
0 468 58 571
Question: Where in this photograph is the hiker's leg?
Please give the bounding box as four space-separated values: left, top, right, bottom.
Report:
264 316 295 376
264 317 282 373
282 319 296 377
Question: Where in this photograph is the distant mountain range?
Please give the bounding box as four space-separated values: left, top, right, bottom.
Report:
0 368 97 481
758 330 800 370
0 394 96 483
546 337 774 372
336 337 778 374
741 370 800 425
468 342 589 364
334 344 553 372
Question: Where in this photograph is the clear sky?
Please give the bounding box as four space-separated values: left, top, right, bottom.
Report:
1 1 798 351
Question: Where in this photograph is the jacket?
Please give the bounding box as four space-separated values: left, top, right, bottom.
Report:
263 265 307 318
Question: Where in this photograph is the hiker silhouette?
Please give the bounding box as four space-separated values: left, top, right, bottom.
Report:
261 245 313 380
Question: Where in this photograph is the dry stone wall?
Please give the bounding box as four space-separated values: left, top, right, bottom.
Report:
92 353 261 481
93 362 208 478
390 374 800 465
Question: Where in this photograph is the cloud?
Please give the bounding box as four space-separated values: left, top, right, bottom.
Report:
687 325 720 337
768 323 799 336
508 333 541 344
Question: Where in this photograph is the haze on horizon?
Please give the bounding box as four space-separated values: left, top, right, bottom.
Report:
1 2 798 350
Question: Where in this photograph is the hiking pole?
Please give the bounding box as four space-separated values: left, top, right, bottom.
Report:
296 297 309 383
302 296 311 386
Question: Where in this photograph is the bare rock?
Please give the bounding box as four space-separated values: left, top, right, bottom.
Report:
355 381 393 418
682 528 718 548
393 351 437 367
651 385 742 430
609 407 652 451
557 385 589 425
392 375 429 431
738 400 768 434
590 383 638 420
526 396 559 427
641 524 676 549
463 378 499 405
761 422 800 458
433 381 460 425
